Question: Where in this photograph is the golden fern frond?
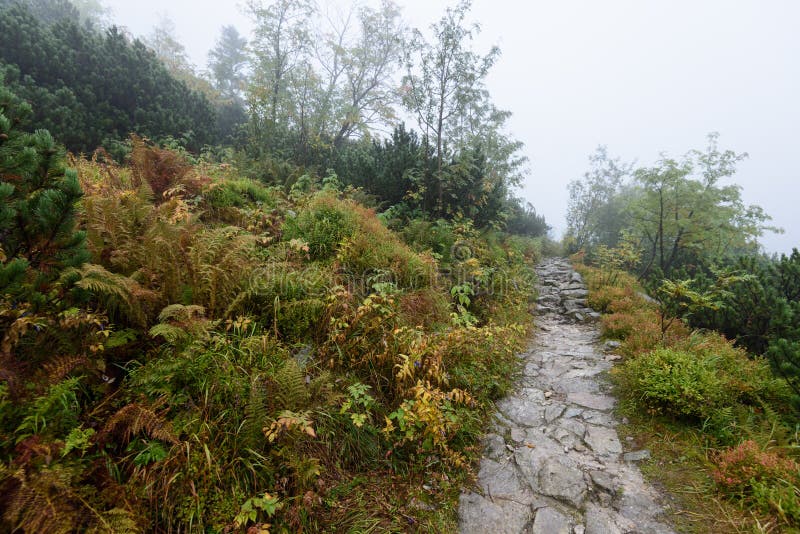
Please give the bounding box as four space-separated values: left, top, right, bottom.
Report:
188 227 256 316
86 508 142 534
149 305 210 344
69 264 158 327
140 220 193 303
274 359 309 411
103 402 178 445
83 191 151 272
157 304 206 323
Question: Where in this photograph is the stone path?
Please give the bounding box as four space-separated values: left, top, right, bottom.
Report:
458 258 675 534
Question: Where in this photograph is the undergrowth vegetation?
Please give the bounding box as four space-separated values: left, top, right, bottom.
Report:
0 122 542 531
576 251 800 532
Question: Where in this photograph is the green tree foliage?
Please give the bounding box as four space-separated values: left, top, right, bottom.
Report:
332 124 547 235
505 200 550 238
566 134 776 277
332 123 425 207
402 0 497 205
630 135 774 278
566 146 632 252
246 0 405 158
0 75 88 304
687 251 800 408
0 1 228 152
0 0 79 25
208 25 249 100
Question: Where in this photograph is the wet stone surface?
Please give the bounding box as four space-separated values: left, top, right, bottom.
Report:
458 258 675 534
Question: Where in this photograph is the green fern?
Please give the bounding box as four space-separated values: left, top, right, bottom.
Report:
147 323 189 345
148 304 210 345
241 377 270 450
16 376 82 440
274 359 309 411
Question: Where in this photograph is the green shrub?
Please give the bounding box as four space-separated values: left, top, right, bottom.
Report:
672 333 791 409
618 337 790 422
618 347 728 419
226 262 334 342
400 218 457 261
204 178 277 209
283 193 360 260
338 231 436 292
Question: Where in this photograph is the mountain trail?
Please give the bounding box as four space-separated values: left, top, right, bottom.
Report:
458 257 675 534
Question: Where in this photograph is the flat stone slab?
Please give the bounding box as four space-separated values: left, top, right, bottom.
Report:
623 450 652 462
566 391 616 411
477 459 532 502
537 458 587 507
532 506 571 534
584 425 623 456
459 493 532 534
496 397 545 427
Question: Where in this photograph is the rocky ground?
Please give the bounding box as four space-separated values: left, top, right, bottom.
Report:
458 258 675 534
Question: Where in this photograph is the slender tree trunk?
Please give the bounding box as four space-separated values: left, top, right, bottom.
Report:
658 187 665 273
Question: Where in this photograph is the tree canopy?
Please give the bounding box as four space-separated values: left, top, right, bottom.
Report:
0 0 232 153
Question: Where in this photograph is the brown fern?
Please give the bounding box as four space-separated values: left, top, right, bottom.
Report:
129 136 191 202
0 463 141 533
102 402 178 446
35 355 88 389
0 464 80 533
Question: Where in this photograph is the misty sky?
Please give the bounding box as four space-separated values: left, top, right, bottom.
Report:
103 0 800 254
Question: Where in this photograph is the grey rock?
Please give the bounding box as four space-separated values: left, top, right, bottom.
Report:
477 459 532 503
567 391 616 411
588 470 616 495
510 427 526 442
584 425 623 456
496 397 545 427
558 417 587 439
623 450 651 462
584 503 624 534
562 288 589 298
566 310 586 322
532 506 571 534
458 493 532 534
562 282 586 291
563 299 587 311
459 258 675 534
564 407 583 418
538 458 587 507
581 411 617 428
545 404 566 423
482 433 507 460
